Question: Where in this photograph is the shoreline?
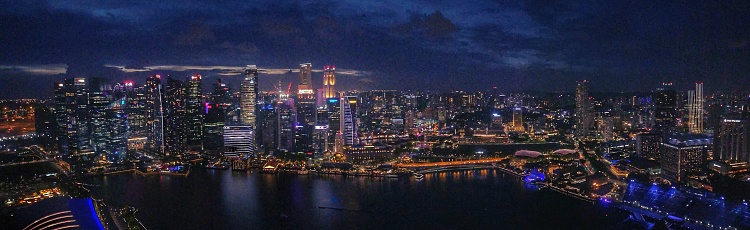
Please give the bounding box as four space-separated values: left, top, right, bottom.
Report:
83 168 191 178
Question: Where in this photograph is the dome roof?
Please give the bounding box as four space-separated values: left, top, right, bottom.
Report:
514 150 543 158
554 149 577 155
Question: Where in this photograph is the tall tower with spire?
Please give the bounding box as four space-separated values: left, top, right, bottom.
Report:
297 63 314 100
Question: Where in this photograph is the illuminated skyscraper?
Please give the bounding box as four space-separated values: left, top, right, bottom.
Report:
324 65 336 99
654 82 677 133
715 117 750 163
660 135 708 183
341 97 355 146
636 132 662 160
277 99 295 153
511 106 524 132
106 85 128 162
125 82 147 141
240 65 258 128
54 78 91 156
688 82 704 134
297 63 314 100
204 79 230 152
185 75 203 150
163 76 187 155
295 63 316 156
89 77 110 155
575 80 592 138
326 98 341 152
145 75 164 155
223 126 254 158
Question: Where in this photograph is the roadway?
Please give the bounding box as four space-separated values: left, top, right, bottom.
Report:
0 158 53 167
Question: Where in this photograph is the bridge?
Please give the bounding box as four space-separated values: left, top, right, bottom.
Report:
0 158 54 167
394 157 510 174
395 157 509 169
416 165 499 174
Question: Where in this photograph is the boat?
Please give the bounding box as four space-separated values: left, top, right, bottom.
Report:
385 174 399 179
298 169 309 175
414 173 424 180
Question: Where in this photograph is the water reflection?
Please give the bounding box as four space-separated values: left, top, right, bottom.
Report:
82 168 628 229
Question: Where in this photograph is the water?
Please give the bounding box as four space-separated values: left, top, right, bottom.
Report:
82 169 628 229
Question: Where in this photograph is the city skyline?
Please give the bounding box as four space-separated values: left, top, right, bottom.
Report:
3 1 750 230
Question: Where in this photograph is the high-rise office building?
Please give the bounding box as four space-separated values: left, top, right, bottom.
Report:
55 78 89 156
600 114 614 141
106 85 128 162
654 83 677 133
34 103 56 146
163 76 187 155
294 97 316 155
89 77 110 155
575 80 592 138
326 98 341 152
324 65 336 99
204 79 231 152
185 75 203 150
222 125 254 158
636 132 662 160
125 82 147 140
511 106 524 132
341 98 355 146
688 83 704 134
145 75 164 155
298 63 314 100
53 78 92 156
660 135 709 183
240 65 258 128
277 99 295 153
294 63 316 155
714 118 750 163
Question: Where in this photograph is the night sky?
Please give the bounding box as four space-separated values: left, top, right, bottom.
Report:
1 0 749 98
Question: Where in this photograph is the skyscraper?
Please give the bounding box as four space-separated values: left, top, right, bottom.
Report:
297 63 314 100
575 80 592 138
688 82 704 134
295 63 316 156
660 135 709 183
222 126 254 158
324 65 336 99
185 75 204 150
54 79 91 156
654 83 677 133
326 97 341 152
163 76 187 155
204 79 230 152
106 85 128 162
511 106 524 132
240 65 258 128
341 97 355 146
714 118 750 163
277 99 295 153
145 75 164 155
89 77 110 155
636 132 662 160
125 82 147 142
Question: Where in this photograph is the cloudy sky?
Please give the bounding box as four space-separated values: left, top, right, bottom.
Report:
1 0 749 98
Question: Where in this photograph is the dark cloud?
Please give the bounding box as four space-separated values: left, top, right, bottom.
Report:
393 11 459 39
174 23 217 46
0 0 749 99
